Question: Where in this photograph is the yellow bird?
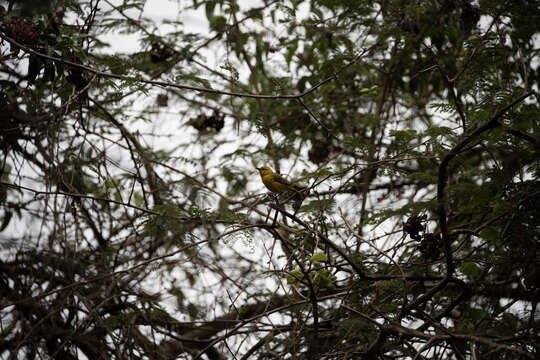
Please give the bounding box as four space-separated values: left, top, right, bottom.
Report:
256 166 308 209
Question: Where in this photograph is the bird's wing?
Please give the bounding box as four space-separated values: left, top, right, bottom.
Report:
270 173 292 186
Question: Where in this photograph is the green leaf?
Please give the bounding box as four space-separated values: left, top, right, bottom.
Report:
134 192 144 207
301 198 336 213
0 211 12 232
407 172 437 184
309 253 327 263
43 60 55 82
287 269 303 284
460 262 480 279
205 2 216 20
187 303 199 319
424 126 453 137
297 76 308 92
170 287 185 309
209 15 226 32
358 85 378 94
27 54 42 83
285 42 298 65
311 269 336 289
366 208 405 228
465 307 485 321
378 302 399 313
492 200 514 215
478 227 499 243
185 270 196 286
101 314 124 330
389 129 417 144
175 74 212 89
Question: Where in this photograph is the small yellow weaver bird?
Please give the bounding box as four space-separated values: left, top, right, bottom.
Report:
256 166 308 210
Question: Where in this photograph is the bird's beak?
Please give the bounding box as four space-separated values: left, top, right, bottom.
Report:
256 167 262 171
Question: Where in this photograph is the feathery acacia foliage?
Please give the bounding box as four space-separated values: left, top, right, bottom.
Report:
0 0 539 358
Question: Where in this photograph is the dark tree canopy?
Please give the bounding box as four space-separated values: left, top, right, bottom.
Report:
1 0 539 359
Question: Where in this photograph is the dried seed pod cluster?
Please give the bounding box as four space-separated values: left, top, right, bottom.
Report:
156 94 168 107
403 215 442 260
191 111 225 132
418 233 442 261
66 67 88 90
403 214 426 241
150 42 174 63
308 141 330 164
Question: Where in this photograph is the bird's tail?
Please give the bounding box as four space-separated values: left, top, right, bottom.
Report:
291 185 308 212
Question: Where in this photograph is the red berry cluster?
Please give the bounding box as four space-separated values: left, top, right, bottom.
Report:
2 18 40 46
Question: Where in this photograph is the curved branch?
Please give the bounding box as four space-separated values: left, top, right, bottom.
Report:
437 91 534 276
0 31 373 101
